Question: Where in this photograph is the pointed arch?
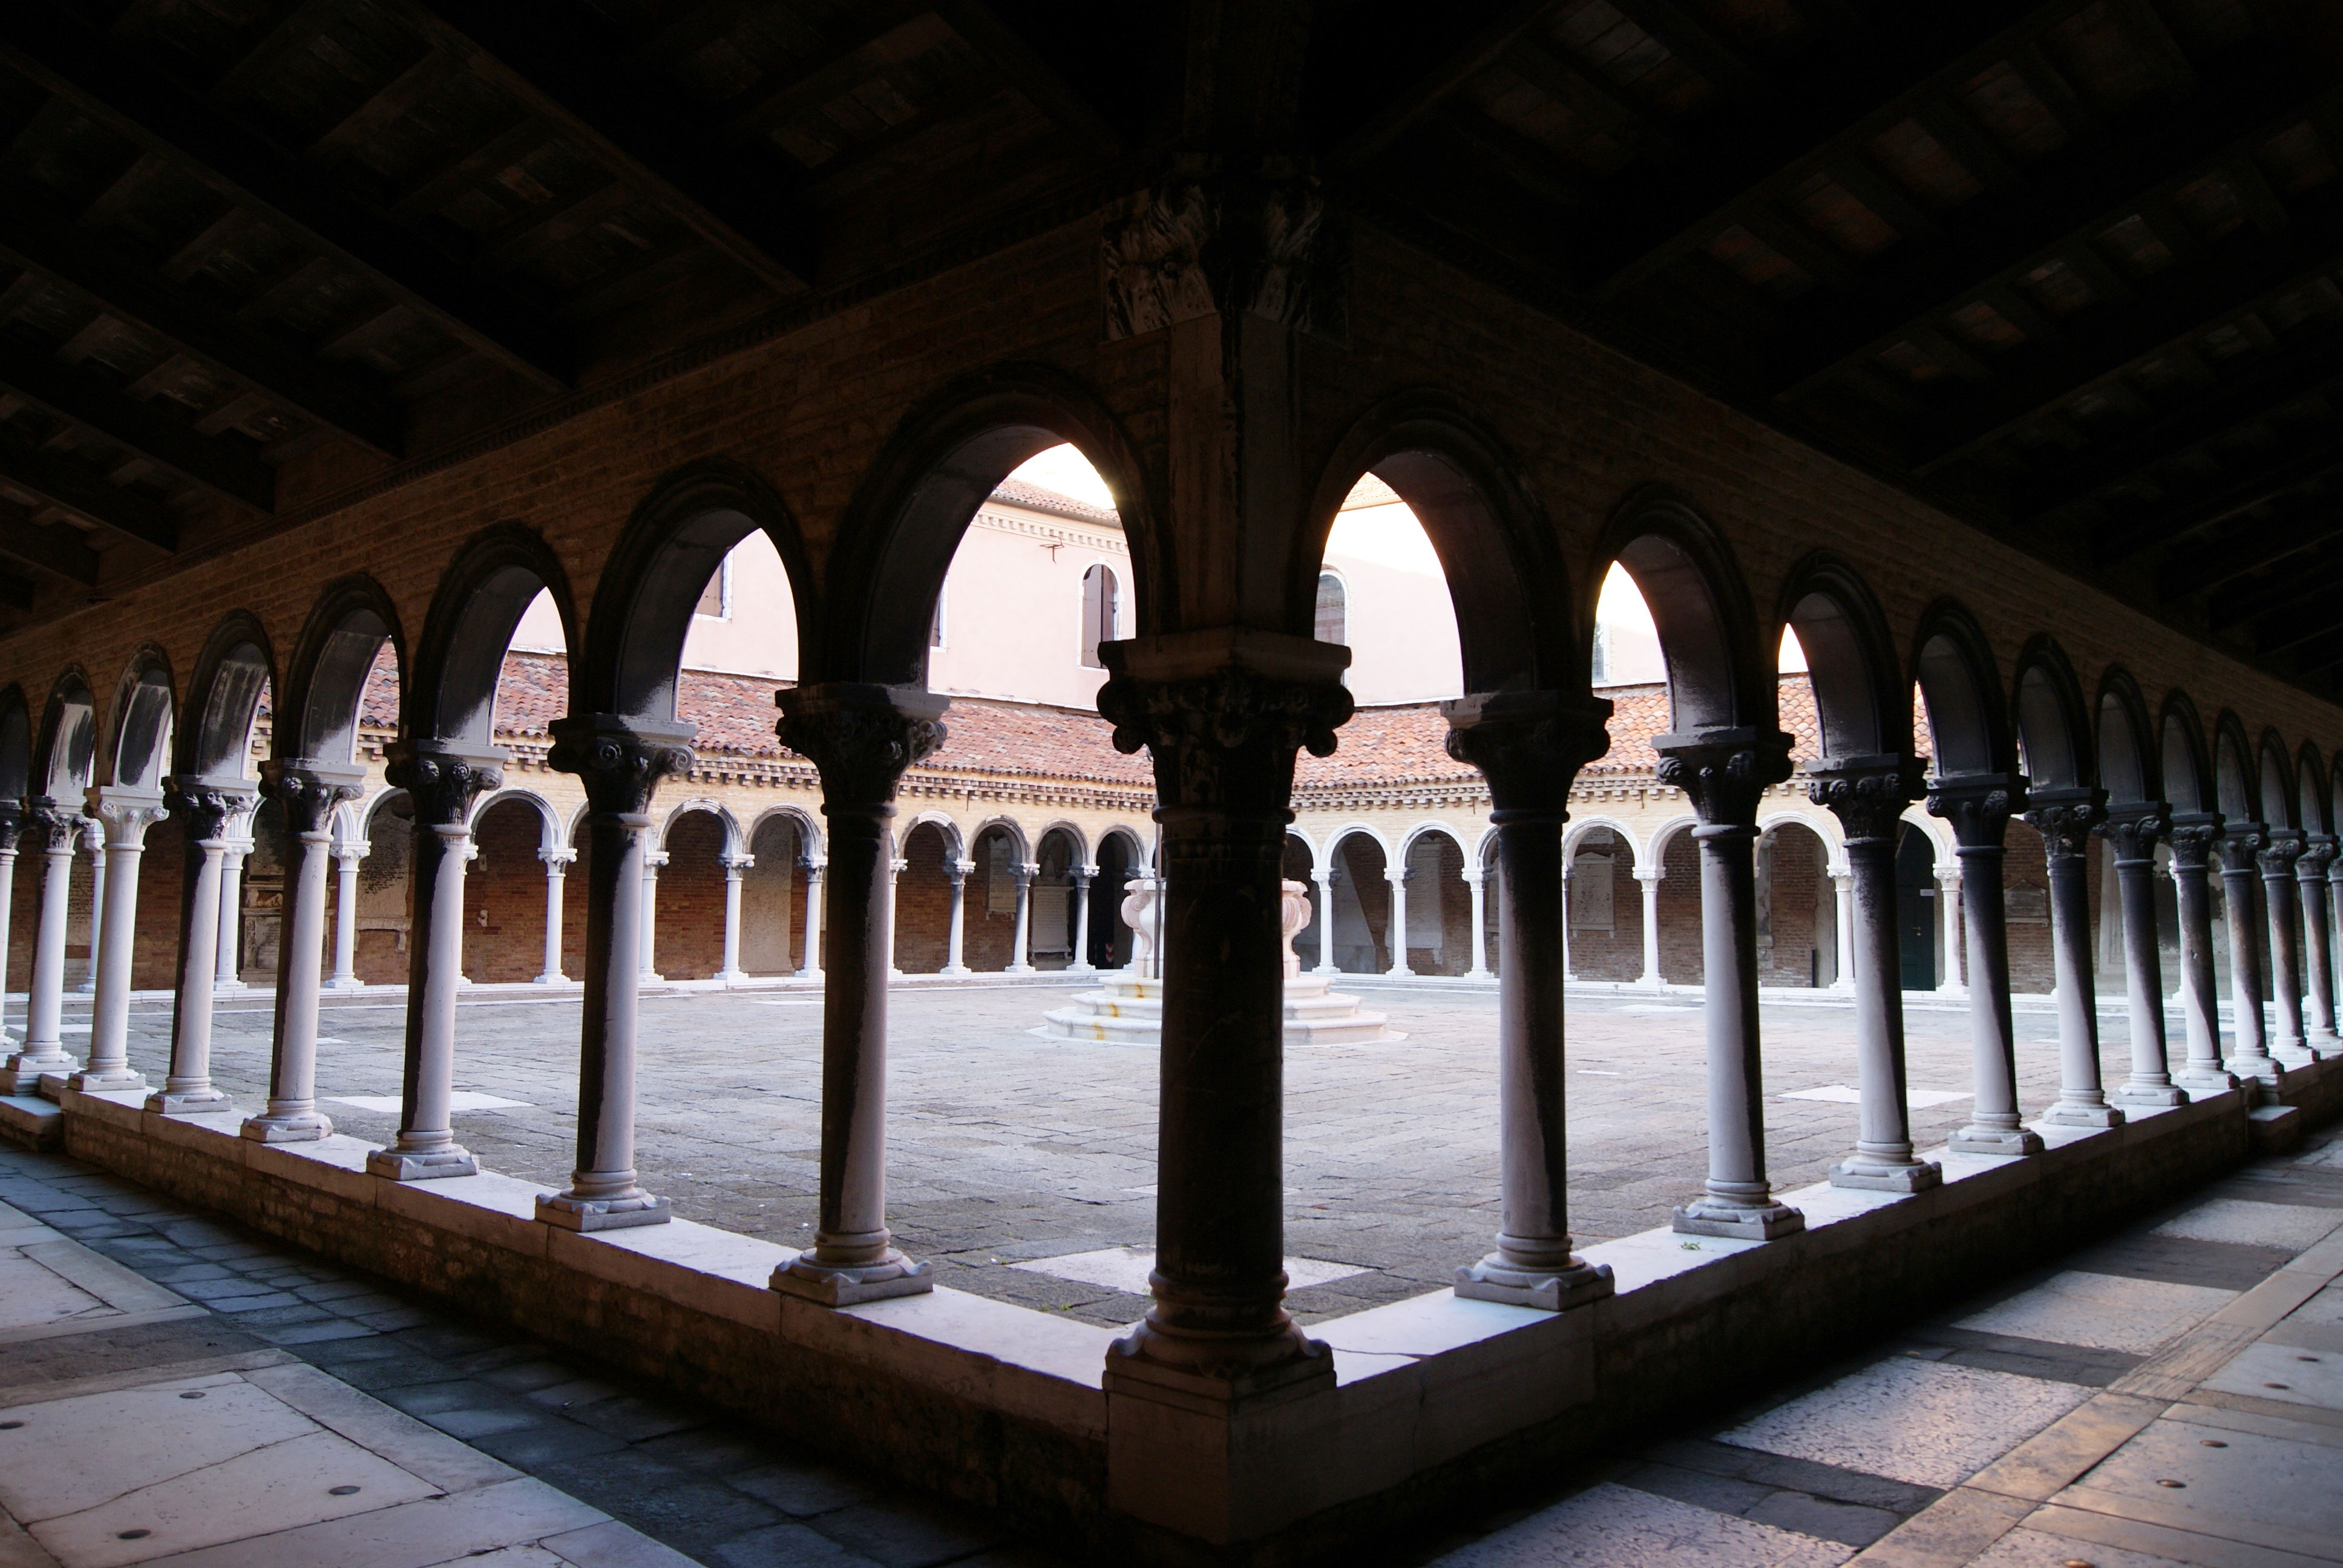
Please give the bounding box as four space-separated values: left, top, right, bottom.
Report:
2094 668 2157 808
180 613 277 782
819 364 1161 687
2011 635 2094 792
1776 551 1908 762
2298 742 2330 837
412 523 580 748
1910 599 2014 780
33 669 97 804
2259 728 2299 831
2214 711 2259 828
2161 692 2214 817
575 459 811 725
100 645 175 794
1303 391 1576 691
1598 488 1772 735
280 575 404 766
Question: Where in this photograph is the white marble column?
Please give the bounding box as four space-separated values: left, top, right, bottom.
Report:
887 857 906 977
2030 792 2121 1129
2297 838 2338 1050
2262 834 2315 1065
2216 827 2281 1085
1312 870 1337 973
716 852 752 984
1385 864 1413 977
1936 866 1964 992
370 745 499 1181
1462 866 1488 980
2105 808 2185 1107
70 787 170 1092
1006 862 1035 973
327 843 364 988
537 717 690 1230
1069 868 1096 973
940 860 971 975
638 850 666 982
1829 869 1856 991
1932 779 2042 1157
151 782 247 1113
798 860 824 978
1634 866 1663 988
74 819 103 995
1 807 84 1091
215 815 252 991
242 763 364 1142
2167 818 2238 1095
0 808 21 1047
536 849 572 984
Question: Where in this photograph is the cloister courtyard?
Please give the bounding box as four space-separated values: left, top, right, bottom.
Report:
10 977 2085 1330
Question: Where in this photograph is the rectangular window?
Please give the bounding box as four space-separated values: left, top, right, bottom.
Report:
695 557 731 619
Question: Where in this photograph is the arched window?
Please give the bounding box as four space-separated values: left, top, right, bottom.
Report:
1315 571 1346 645
1081 564 1118 668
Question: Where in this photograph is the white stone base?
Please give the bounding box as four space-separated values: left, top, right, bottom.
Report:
1829 1157 1942 1194
1949 1124 2045 1157
2040 1100 2125 1129
240 1111 333 1143
65 1069 149 1095
145 1088 233 1114
1454 1256 1614 1312
1036 973 1401 1047
2111 1080 2188 1108
367 1145 480 1181
536 1191 670 1231
772 1253 934 1305
1672 1199 1805 1240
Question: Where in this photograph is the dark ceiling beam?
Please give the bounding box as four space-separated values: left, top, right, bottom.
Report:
308 49 456 163
0 12 572 391
0 333 272 513
1765 57 2322 402
1913 207 2343 479
2279 623 2343 678
0 191 404 458
2095 426 2343 563
0 570 33 612
2159 495 2343 599
1336 0 1567 165
2013 318 2343 517
0 439 175 550
932 2 1125 156
1602 0 1775 105
0 497 97 583
2207 552 2343 632
1502 34 1671 149
729 5 948 138
801 81 1006 197
1588 0 2088 292
397 1 812 293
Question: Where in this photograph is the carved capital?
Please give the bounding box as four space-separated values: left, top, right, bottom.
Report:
385 741 504 828
0 803 21 856
549 715 695 818
2166 813 2221 872
1805 754 1922 845
1102 174 1341 340
1098 662 1351 814
2212 817 2265 873
1927 773 2023 849
169 777 255 843
21 799 80 854
2022 786 2106 861
2257 829 2307 879
776 684 946 809
259 760 365 836
1651 729 1794 829
2096 803 2171 865
1441 691 1612 818
2304 835 2341 881
82 787 169 851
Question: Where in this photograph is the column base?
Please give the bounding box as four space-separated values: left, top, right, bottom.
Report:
1949 1123 2045 1157
2174 1067 2241 1097
2111 1080 2189 1108
64 1068 149 1094
532 972 567 985
241 1109 332 1143
2225 1054 2286 1086
0 1053 75 1094
1829 1157 1942 1194
714 970 748 986
1673 1198 1804 1240
366 1146 479 1181
145 1086 232 1114
2040 1100 2125 1129
1453 1254 1614 1312
938 965 971 977
771 1251 933 1306
214 980 248 995
324 976 365 991
1003 964 1035 975
536 1190 670 1231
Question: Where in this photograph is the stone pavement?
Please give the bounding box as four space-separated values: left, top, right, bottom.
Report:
1415 1122 2343 1567
0 1140 1049 1567
30 981 2089 1330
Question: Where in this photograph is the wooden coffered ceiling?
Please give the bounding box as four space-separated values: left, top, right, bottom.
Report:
1 2 2341 705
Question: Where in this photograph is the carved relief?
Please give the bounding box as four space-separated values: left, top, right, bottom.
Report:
776 696 945 808
549 718 695 818
1096 665 1351 811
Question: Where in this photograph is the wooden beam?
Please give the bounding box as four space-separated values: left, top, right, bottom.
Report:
0 497 96 583
401 0 811 293
2206 553 2343 632
0 188 404 457
1602 0 1775 105
0 334 272 512
1336 0 1566 165
0 12 572 390
932 2 1125 155
0 438 175 550
2093 425 2343 563
1503 34 1672 148
2158 497 2343 599
309 50 458 162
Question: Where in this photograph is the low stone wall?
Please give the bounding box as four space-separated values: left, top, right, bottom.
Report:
28 1059 2341 1567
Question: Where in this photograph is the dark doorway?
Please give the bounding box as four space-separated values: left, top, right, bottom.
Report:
1895 823 1936 990
1092 834 1137 969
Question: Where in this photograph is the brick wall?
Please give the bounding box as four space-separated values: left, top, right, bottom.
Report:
742 815 805 975
1567 829 1643 982
654 812 728 981
465 800 548 984
1758 823 1826 989
1334 835 1391 973
896 822 954 974
1658 832 1703 984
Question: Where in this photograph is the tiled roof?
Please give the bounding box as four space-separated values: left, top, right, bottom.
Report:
987 479 1118 525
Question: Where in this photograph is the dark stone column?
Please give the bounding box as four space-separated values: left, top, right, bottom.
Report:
2261 829 2312 1063
370 742 503 1181
0 806 20 1051
1096 632 1351 1387
1929 776 2045 1156
241 762 364 1142
1809 754 1939 1191
2297 835 2338 1050
149 779 251 1114
2101 805 2185 1108
2027 788 2121 1129
772 683 948 1305
2214 823 2282 1085
1656 728 1804 1240
539 716 694 1229
1446 690 1617 1308
2166 815 2240 1096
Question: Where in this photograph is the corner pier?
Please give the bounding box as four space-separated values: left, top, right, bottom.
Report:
20 1057 2333 1563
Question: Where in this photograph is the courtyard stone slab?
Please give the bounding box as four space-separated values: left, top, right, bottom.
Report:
1429 1481 1853 1566
1718 1359 2093 1489
2200 1340 2343 1410
1953 1271 2241 1354
1964 1524 2191 1566
2149 1198 2343 1252
2054 1416 2343 1559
